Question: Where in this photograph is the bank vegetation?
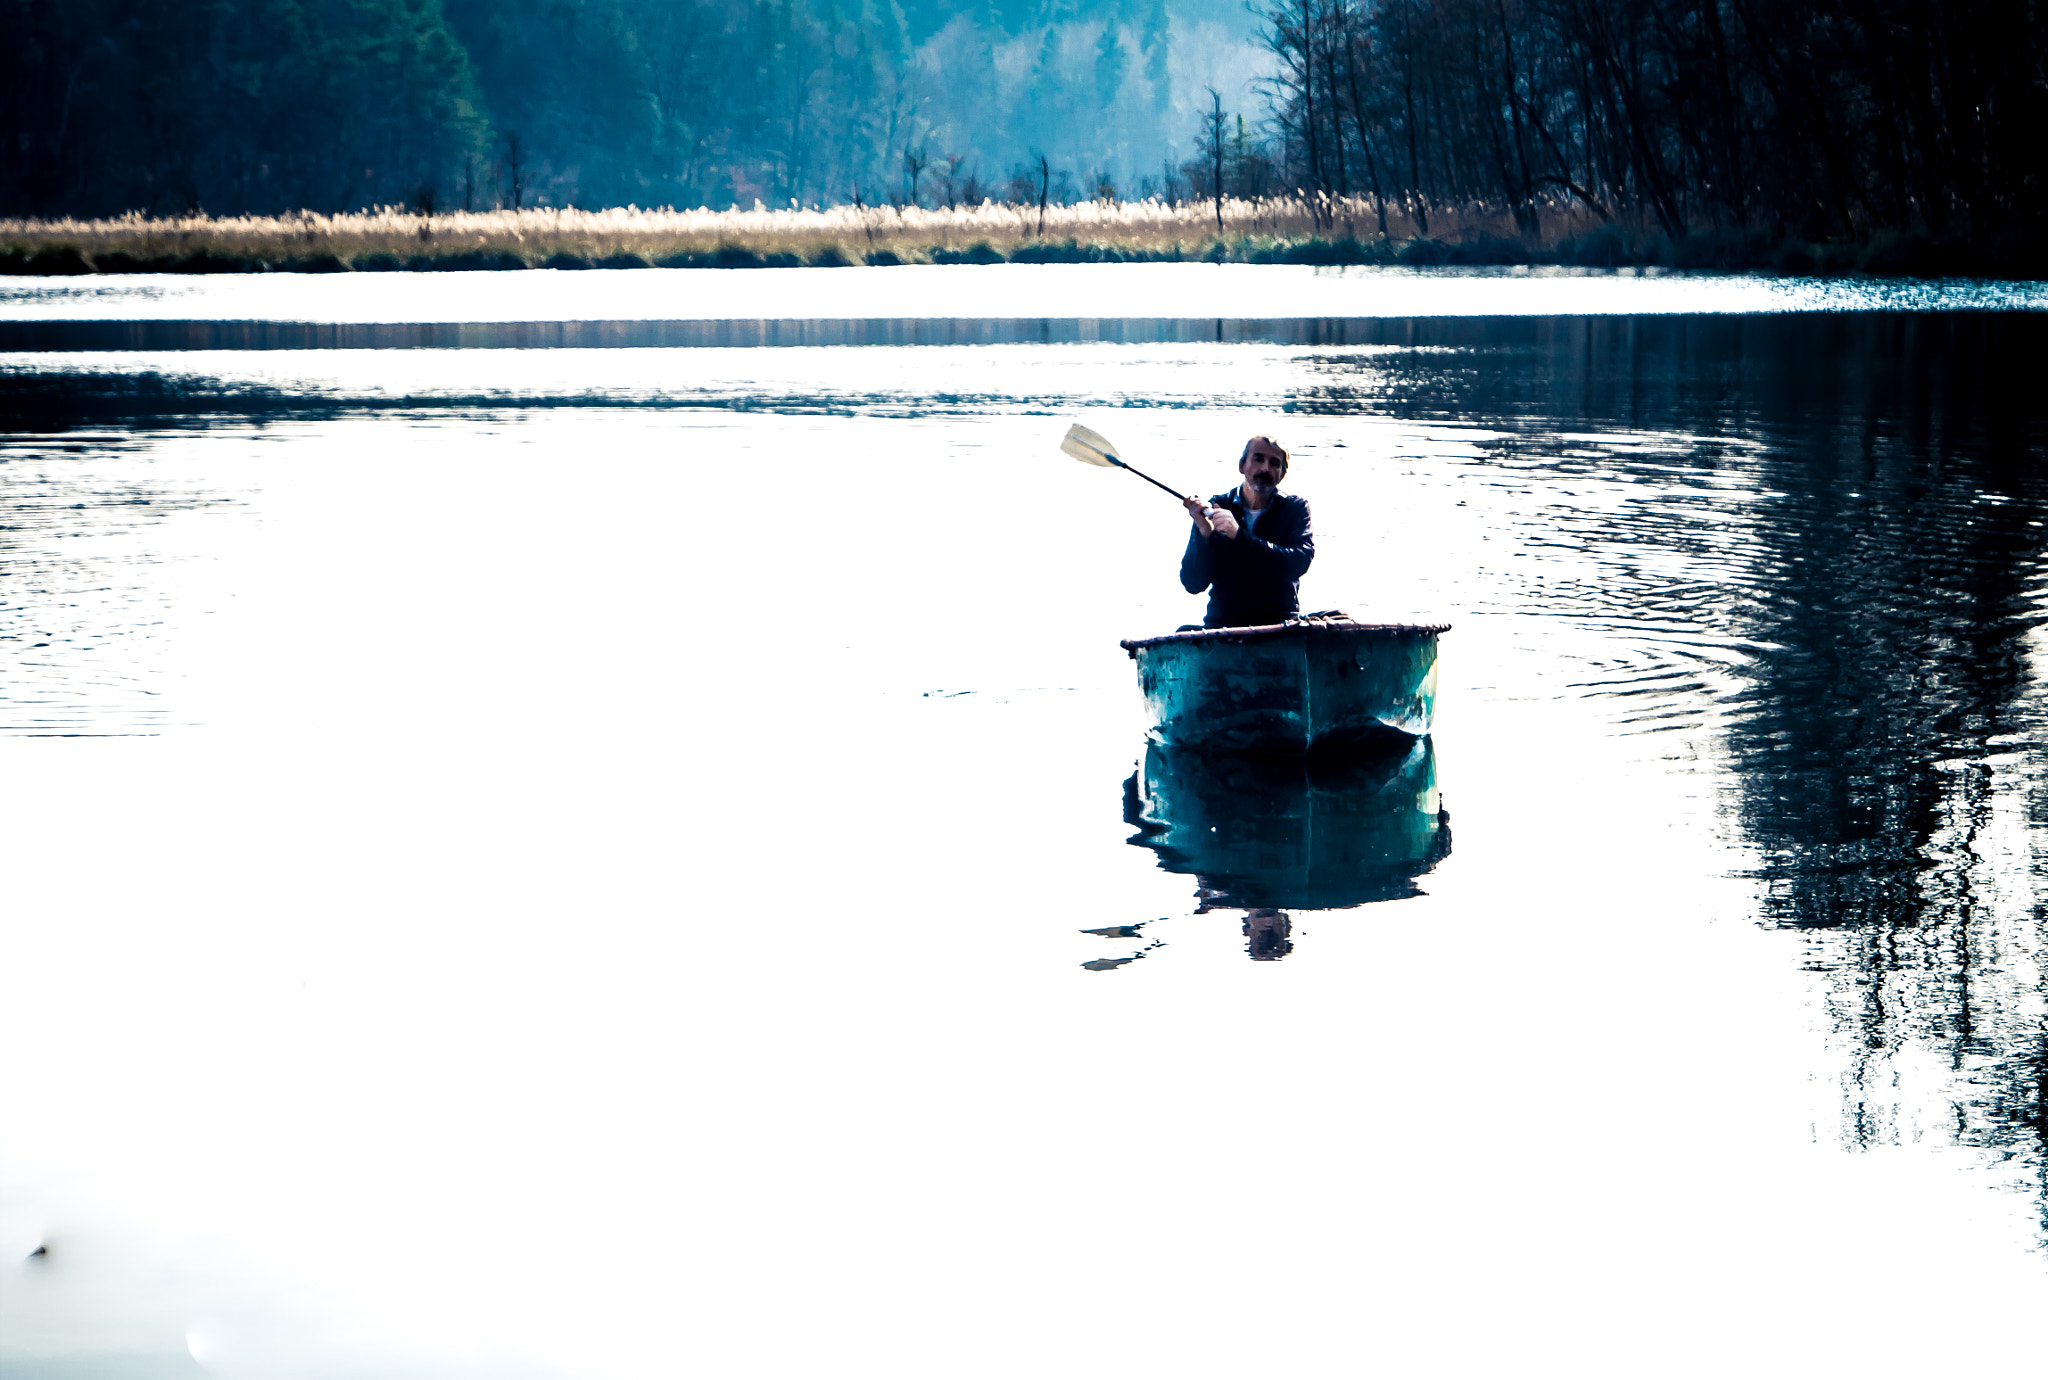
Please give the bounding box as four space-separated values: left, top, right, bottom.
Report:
0 196 2002 275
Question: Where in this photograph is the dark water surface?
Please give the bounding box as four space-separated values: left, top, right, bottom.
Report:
3 275 2047 1377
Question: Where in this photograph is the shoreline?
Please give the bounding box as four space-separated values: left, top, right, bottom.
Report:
3 201 2034 279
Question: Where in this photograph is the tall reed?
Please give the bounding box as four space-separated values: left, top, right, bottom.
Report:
1 197 1605 270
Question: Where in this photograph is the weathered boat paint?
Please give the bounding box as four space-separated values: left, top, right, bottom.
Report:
1123 736 1449 910
1119 613 1448 757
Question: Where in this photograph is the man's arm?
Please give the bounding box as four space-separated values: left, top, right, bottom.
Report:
1234 498 1314 581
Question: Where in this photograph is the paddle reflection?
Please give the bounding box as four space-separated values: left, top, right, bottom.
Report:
1123 738 1450 937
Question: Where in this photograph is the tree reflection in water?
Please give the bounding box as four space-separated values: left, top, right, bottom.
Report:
1722 328 2048 1222
1294 312 2048 1229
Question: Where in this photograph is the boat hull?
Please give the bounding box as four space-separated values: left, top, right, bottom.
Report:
1120 617 1446 757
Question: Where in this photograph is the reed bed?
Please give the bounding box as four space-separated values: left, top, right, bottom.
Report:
4 198 1957 274
2 196 1639 273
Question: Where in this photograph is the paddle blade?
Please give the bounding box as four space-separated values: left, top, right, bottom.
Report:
1061 423 1121 468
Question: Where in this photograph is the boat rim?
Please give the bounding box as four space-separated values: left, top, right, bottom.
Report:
1120 614 1451 655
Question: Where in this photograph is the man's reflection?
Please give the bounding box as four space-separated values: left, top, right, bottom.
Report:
1243 908 1294 961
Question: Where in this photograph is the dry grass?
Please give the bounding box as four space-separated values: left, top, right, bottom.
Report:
0 197 1610 271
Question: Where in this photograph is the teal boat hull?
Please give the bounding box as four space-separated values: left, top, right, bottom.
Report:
1120 616 1446 758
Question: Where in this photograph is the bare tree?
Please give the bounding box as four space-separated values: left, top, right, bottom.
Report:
903 146 927 207
1202 89 1227 234
502 131 525 211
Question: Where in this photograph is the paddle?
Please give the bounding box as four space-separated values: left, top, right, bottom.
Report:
1060 423 1191 505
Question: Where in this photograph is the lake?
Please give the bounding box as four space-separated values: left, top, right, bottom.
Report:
4 266 2048 1378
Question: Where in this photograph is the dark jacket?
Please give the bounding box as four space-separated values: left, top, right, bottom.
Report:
1179 487 1314 628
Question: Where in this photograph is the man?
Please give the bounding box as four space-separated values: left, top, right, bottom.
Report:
1179 435 1314 628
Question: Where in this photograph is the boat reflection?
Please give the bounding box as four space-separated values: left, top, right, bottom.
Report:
1123 737 1450 915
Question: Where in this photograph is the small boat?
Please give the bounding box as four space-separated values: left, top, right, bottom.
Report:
1119 612 1448 758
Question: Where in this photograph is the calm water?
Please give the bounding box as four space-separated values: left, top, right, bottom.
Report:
3 268 2048 1378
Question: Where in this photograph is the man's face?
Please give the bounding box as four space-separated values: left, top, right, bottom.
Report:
1239 443 1285 495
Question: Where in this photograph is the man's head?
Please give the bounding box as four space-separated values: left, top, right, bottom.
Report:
1238 435 1289 500
1243 908 1294 961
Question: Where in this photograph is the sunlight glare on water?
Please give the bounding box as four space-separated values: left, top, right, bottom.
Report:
3 261 2048 326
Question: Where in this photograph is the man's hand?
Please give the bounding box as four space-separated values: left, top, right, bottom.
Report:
1207 507 1241 539
1184 494 1214 537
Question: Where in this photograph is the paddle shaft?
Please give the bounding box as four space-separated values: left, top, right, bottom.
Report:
1112 456 1190 503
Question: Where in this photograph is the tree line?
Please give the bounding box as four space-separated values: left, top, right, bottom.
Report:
3 0 1261 219
1241 0 2047 250
9 0 2043 259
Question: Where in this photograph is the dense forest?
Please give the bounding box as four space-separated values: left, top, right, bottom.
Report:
0 0 1263 217
1247 0 2048 253
5 0 2045 257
